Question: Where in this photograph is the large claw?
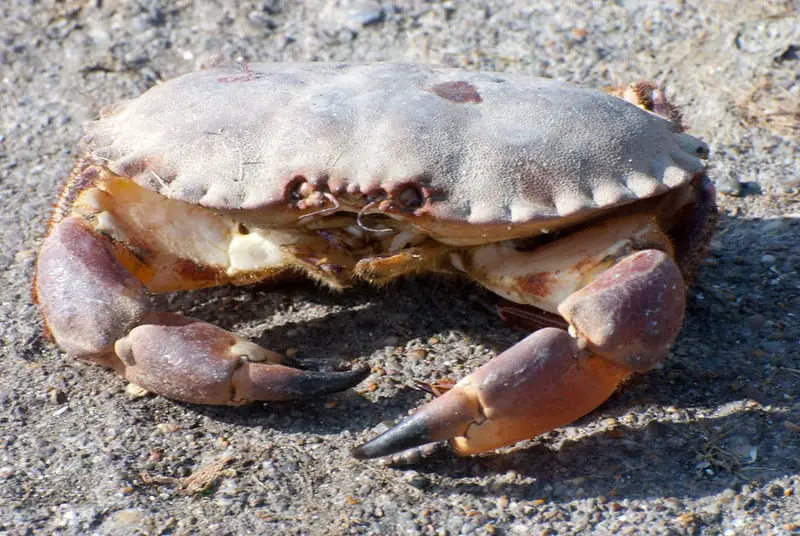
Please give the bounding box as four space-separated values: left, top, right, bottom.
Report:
353 249 685 459
353 328 629 458
35 216 368 405
115 313 369 405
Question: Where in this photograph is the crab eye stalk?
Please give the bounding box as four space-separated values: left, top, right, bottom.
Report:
396 184 424 210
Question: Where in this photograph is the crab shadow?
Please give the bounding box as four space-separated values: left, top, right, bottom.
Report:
178 274 512 434
177 213 797 499
404 407 796 503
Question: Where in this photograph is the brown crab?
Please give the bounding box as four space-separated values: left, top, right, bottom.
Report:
34 62 715 459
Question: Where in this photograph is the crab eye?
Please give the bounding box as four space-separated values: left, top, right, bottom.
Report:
396 184 424 210
289 176 314 201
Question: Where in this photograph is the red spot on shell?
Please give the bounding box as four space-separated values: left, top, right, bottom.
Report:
517 272 555 297
431 81 482 104
217 62 264 84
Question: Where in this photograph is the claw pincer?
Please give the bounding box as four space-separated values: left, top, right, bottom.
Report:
36 216 368 405
354 248 687 459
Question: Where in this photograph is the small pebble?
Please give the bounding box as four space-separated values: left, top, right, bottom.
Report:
716 174 742 196
247 10 277 30
218 478 239 497
345 1 385 27
767 484 784 498
126 384 150 398
784 420 800 432
644 421 667 440
408 475 430 489
372 421 391 435
48 388 67 404
602 417 617 428
746 314 767 331
621 413 636 425
156 422 181 434
110 509 144 525
408 348 428 359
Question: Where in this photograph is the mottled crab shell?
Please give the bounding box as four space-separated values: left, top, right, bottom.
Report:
82 62 708 244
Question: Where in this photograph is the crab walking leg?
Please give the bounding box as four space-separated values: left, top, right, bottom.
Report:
35 216 368 405
353 219 686 458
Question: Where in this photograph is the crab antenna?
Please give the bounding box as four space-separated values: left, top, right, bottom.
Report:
357 201 394 234
298 193 341 221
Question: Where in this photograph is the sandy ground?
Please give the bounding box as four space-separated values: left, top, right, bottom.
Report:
1 1 799 534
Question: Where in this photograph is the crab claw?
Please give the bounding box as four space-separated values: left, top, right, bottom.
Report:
36 215 368 406
354 248 685 459
353 328 629 458
115 313 370 405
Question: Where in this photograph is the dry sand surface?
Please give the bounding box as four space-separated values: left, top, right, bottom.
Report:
1 1 799 534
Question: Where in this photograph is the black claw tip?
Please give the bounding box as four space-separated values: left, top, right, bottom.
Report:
290 365 370 398
352 414 433 460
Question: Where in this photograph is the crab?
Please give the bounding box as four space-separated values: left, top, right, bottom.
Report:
34 61 715 460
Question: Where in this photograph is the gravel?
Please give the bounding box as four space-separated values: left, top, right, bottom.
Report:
1 1 799 534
